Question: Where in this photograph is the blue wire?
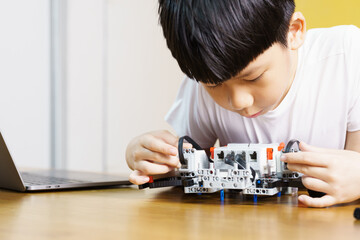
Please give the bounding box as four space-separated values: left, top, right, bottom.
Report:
220 189 224 201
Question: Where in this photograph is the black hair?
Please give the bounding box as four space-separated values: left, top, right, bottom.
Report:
158 0 295 84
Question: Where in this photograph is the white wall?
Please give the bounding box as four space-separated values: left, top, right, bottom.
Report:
0 1 51 168
66 0 105 171
65 0 184 174
0 0 182 175
105 0 184 173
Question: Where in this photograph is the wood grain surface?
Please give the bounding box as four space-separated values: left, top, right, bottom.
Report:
0 186 359 240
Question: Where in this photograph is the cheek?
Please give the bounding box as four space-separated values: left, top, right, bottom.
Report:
255 73 290 107
254 84 281 106
265 54 293 99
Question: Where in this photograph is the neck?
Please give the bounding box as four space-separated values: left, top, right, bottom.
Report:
283 49 299 97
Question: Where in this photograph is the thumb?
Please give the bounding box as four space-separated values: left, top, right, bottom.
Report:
183 143 193 149
298 194 336 208
129 170 150 185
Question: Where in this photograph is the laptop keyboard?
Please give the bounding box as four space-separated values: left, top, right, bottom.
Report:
21 172 88 185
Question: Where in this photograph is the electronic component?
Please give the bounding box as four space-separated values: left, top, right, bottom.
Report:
139 136 306 200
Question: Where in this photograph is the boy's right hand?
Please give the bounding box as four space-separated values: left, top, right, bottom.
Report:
126 130 190 185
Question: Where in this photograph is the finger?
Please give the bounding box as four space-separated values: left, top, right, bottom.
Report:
141 134 178 156
135 160 174 175
138 148 180 167
299 142 339 154
301 175 330 193
286 163 330 181
281 151 328 167
154 130 179 147
155 131 194 149
129 170 150 185
183 143 193 149
298 194 336 208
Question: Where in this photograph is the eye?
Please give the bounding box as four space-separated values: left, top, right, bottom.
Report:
246 72 264 82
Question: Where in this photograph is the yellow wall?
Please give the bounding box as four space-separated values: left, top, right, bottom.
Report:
295 0 360 29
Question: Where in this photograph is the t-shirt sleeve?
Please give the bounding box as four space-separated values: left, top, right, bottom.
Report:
345 25 360 132
165 77 217 148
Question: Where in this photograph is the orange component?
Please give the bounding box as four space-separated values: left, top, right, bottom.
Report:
148 176 154 183
267 148 273 160
210 147 215 159
278 142 285 151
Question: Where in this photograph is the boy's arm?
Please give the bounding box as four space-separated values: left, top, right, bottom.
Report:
344 130 360 152
280 130 360 207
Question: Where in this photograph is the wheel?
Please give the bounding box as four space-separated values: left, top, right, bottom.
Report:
284 139 300 153
307 189 326 198
284 140 326 198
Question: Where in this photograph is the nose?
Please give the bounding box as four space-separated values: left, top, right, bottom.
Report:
228 87 254 111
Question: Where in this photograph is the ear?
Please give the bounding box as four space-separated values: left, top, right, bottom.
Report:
287 12 306 50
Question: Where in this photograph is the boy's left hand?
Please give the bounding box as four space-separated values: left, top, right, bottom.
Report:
281 142 360 207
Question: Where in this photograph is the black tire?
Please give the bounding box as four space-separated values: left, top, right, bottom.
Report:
284 139 300 153
307 189 326 198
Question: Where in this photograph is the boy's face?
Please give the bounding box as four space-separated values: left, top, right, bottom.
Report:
202 43 298 118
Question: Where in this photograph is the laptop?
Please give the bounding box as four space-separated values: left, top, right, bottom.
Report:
0 131 131 192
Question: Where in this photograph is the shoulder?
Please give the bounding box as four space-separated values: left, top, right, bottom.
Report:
165 76 218 123
165 76 220 147
176 76 197 96
174 76 217 110
301 25 360 63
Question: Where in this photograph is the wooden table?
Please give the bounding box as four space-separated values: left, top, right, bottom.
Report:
0 186 359 240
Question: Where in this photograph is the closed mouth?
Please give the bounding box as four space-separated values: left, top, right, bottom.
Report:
247 110 263 118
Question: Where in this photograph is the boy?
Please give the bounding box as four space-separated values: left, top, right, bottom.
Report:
126 0 360 207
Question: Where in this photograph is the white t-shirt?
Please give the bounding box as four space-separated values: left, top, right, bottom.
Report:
165 25 360 149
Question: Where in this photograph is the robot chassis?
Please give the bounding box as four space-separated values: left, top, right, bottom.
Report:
139 136 305 198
